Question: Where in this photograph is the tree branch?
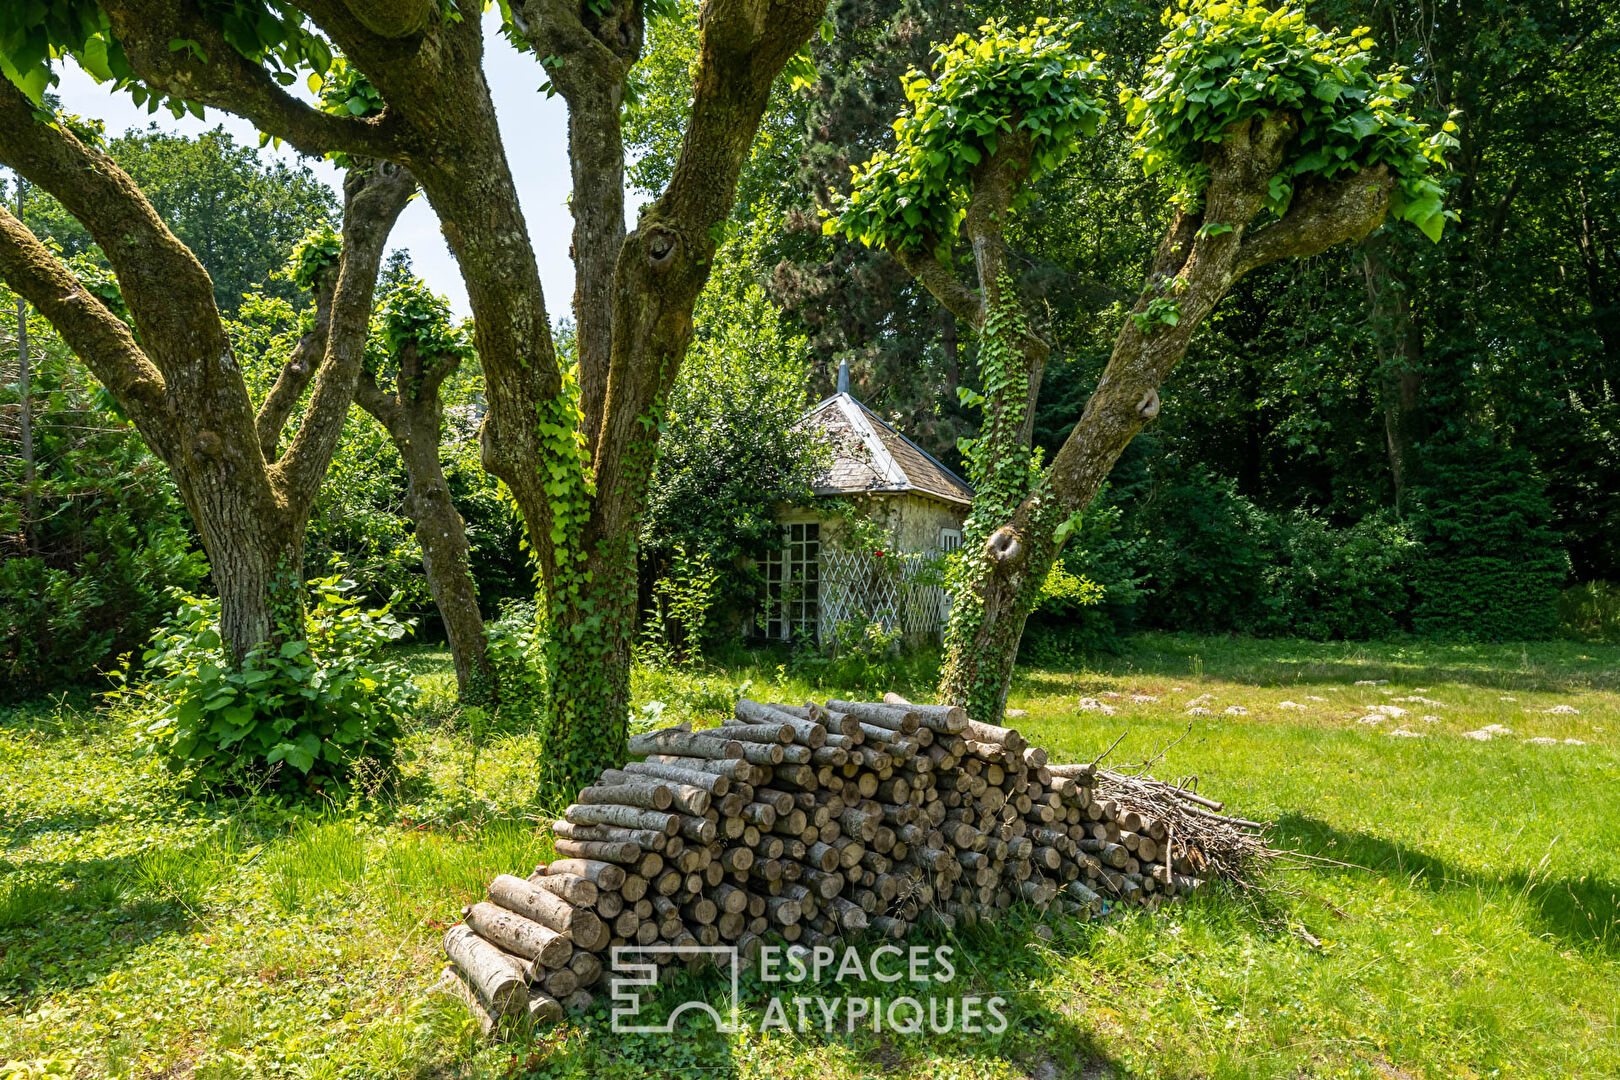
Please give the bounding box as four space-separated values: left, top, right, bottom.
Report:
887 243 986 327
275 162 416 508
514 0 642 462
256 267 337 462
1232 165 1394 280
0 206 172 455
342 0 436 39
587 0 826 538
100 0 397 160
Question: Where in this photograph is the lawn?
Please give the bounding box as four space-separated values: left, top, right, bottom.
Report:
2 634 1617 1079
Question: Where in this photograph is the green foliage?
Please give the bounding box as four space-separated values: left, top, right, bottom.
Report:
287 222 340 291
1408 439 1568 641
1262 509 1418 640
0 297 206 698
121 573 415 792
471 600 550 724
1559 582 1620 643
312 56 384 119
639 546 721 667
828 18 1108 258
378 277 472 365
1129 294 1181 334
1122 0 1457 239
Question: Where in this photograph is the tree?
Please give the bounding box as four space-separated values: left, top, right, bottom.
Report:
1 0 827 785
831 5 1455 720
352 276 490 694
0 61 414 661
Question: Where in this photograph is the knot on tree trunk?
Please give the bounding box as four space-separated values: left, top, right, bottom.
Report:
1136 388 1160 419
986 525 1022 564
645 227 678 272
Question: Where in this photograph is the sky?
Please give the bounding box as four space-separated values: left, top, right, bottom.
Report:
51 7 592 318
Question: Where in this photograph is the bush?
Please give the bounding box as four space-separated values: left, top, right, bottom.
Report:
121 572 416 792
1559 582 1620 642
1408 439 1568 640
1131 463 1275 632
1020 501 1150 663
0 516 205 701
1263 510 1418 640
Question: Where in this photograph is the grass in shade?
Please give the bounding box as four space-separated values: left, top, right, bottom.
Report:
1 634 1615 1078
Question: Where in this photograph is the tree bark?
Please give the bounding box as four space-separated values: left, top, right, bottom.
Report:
894 114 1397 722
355 342 490 694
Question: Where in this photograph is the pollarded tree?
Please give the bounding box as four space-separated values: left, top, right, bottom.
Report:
0 0 827 786
830 4 1456 721
353 277 491 695
0 72 414 662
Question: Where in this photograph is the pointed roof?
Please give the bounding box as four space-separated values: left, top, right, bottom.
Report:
800 391 974 509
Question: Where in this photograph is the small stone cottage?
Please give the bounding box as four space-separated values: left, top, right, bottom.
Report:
757 362 974 647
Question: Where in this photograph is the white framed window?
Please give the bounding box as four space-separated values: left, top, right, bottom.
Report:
762 522 820 641
938 528 962 553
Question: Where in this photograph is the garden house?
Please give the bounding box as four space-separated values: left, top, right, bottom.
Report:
757 361 974 647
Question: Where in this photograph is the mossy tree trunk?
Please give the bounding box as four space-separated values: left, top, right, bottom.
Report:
897 114 1400 722
0 79 414 663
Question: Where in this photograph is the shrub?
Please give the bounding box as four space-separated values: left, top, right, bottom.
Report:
1263 510 1418 640
122 572 415 792
1408 439 1568 640
0 516 204 700
1130 463 1275 632
1558 581 1620 643
1021 502 1150 662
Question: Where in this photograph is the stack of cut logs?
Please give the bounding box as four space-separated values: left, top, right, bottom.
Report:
437 697 1221 1032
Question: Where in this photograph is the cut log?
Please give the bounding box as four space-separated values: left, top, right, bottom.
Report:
547 858 626 892
564 804 678 835
628 729 744 759
444 924 527 1016
621 760 731 795
466 901 574 969
553 838 642 865
825 700 920 735
577 782 673 812
487 874 602 942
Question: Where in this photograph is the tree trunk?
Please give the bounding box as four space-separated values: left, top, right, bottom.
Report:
1362 245 1424 510
356 347 491 695
13 179 34 554
407 456 488 693
541 541 638 789
183 485 307 664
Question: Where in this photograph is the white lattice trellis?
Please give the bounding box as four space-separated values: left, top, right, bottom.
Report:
819 548 948 643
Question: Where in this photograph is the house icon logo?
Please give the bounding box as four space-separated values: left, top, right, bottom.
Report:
609 944 741 1034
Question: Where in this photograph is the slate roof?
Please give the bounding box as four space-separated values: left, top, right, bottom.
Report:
800 392 974 508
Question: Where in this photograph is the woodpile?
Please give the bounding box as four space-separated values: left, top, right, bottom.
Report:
437 695 1263 1031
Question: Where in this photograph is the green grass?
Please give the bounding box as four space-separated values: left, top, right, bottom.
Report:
1 635 1617 1078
